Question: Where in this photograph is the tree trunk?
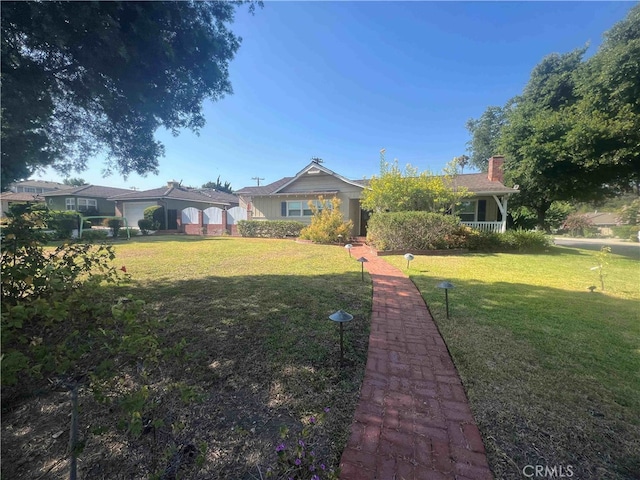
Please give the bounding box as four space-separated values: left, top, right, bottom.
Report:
536 202 552 232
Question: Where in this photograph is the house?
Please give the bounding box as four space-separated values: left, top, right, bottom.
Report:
236 160 369 236
1 192 43 218
1 180 73 218
8 179 73 194
42 185 133 216
584 211 620 236
108 181 239 232
236 156 518 236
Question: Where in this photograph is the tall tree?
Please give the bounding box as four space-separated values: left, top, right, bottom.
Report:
1 1 259 190
499 48 589 230
465 106 508 171
202 176 233 193
567 3 640 193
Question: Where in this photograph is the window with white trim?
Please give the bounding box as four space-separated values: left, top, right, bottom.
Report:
65 198 76 211
285 200 326 217
457 200 476 222
77 198 97 212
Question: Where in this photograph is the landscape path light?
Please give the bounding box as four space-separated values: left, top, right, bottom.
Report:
404 253 414 269
356 257 368 282
345 244 353 257
329 309 353 365
437 281 455 319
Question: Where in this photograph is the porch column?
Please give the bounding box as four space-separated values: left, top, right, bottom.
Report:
492 195 509 233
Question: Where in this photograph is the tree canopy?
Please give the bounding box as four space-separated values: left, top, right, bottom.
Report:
202 176 233 193
1 1 259 190
466 4 640 229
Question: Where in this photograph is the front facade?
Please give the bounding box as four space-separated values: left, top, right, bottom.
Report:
237 161 369 236
237 157 518 236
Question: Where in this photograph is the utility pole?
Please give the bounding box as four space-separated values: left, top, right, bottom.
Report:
252 176 264 186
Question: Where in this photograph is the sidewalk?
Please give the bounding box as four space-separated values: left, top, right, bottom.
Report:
339 245 492 480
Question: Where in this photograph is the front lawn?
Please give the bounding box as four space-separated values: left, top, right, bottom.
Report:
2 237 371 479
384 247 640 479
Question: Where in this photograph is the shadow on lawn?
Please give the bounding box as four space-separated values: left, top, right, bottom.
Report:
2 271 372 480
413 274 640 480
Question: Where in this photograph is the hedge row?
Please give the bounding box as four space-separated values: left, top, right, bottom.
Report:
366 212 551 252
366 212 465 251
237 220 305 238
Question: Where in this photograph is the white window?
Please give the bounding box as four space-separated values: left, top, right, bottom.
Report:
286 200 326 217
457 200 476 222
77 198 97 212
65 198 76 211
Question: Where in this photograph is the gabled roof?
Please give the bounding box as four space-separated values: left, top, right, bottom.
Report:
10 180 73 191
274 162 367 193
451 173 518 195
235 177 294 196
107 185 237 206
42 185 133 198
237 162 369 197
584 212 620 226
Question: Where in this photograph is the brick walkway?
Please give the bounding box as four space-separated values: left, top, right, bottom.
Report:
339 245 492 480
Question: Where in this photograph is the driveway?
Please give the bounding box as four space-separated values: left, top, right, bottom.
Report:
553 237 640 260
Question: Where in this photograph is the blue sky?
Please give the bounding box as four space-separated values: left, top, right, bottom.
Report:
34 1 636 191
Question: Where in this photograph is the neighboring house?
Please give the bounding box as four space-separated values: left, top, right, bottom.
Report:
42 185 133 216
0 192 43 218
108 181 239 231
584 211 620 236
236 156 518 236
8 180 73 194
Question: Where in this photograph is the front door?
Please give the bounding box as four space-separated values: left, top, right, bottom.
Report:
360 209 371 236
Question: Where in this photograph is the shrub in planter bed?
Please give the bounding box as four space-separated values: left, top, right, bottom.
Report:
237 220 305 238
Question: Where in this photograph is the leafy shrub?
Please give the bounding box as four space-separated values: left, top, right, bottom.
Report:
612 224 640 242
463 229 504 252
366 211 463 251
237 220 305 238
48 210 79 239
81 230 109 242
118 228 139 238
144 205 164 230
502 229 552 252
299 197 352 244
106 218 122 237
618 199 639 226
138 218 154 235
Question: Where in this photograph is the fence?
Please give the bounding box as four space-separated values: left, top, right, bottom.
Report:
179 206 247 235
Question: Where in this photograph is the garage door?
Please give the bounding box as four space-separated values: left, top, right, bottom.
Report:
123 202 157 229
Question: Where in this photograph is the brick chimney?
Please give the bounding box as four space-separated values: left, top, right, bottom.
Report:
488 156 505 183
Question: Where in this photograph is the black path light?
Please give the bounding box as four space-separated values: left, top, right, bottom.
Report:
329 309 353 365
345 244 353 257
437 281 455 319
404 253 414 269
356 256 368 282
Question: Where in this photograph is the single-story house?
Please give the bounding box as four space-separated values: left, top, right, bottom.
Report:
236 156 518 236
584 212 621 236
108 181 239 232
42 185 134 216
0 192 43 218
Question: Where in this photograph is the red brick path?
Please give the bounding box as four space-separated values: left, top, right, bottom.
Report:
340 245 493 480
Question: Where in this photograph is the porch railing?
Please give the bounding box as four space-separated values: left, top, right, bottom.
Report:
462 221 504 233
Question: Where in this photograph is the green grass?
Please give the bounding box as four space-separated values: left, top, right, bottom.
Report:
2 236 371 479
384 246 640 480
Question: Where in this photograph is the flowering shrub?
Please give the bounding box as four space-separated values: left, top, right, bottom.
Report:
266 408 338 480
298 197 353 244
